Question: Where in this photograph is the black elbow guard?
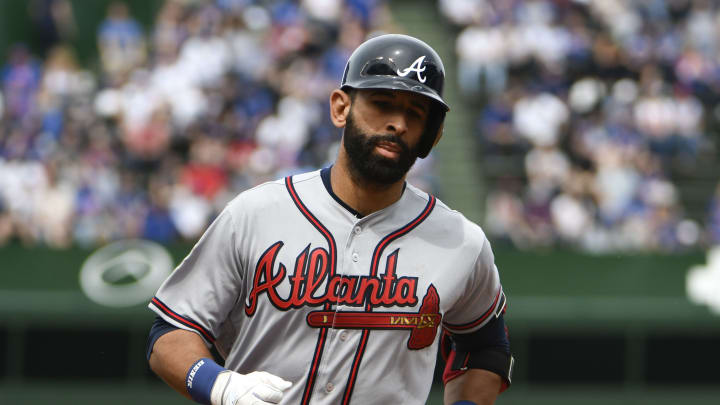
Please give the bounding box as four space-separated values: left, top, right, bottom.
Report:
442 314 514 391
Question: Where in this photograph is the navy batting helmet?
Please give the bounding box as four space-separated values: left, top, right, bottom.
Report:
340 34 449 158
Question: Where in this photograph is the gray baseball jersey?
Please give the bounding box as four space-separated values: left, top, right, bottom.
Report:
149 168 505 405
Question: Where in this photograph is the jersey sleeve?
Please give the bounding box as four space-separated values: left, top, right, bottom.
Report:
148 206 244 346
442 235 506 334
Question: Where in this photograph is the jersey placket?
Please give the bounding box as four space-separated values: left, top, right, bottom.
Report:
311 218 368 403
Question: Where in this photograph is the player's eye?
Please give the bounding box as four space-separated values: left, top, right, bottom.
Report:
408 108 425 121
372 99 391 109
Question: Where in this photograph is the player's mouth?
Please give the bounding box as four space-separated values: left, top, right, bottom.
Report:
374 141 403 159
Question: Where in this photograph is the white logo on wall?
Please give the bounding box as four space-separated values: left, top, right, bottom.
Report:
79 239 173 307
686 246 720 315
397 56 427 83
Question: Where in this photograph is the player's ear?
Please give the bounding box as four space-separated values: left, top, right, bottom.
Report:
330 89 352 128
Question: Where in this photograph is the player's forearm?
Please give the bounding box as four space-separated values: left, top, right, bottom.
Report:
443 369 502 405
149 328 213 400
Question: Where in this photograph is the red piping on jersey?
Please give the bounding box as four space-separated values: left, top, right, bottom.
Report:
342 195 436 405
285 176 337 405
150 297 215 343
285 177 337 272
442 288 504 331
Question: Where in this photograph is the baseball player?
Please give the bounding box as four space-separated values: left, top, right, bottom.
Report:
146 34 513 405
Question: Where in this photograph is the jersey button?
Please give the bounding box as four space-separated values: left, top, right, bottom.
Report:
353 226 361 234
326 382 334 392
339 331 348 341
351 252 359 262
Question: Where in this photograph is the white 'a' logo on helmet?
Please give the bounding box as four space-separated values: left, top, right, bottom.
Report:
397 55 427 83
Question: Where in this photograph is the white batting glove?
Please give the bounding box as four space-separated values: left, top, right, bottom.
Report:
210 370 292 405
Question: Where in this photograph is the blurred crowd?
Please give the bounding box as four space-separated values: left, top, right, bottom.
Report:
441 0 720 252
4 0 720 253
0 0 441 248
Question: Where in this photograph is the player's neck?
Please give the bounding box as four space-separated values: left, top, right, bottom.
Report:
330 158 405 217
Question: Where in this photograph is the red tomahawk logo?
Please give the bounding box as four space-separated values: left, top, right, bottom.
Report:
307 285 441 350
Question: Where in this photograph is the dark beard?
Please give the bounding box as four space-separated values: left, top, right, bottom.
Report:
343 111 418 186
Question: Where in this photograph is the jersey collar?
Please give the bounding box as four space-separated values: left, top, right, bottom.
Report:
320 166 407 219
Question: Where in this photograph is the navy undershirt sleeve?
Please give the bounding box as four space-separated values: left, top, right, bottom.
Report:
146 315 180 361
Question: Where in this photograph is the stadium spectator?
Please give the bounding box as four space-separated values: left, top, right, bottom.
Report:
1 44 42 122
97 1 146 81
29 0 77 57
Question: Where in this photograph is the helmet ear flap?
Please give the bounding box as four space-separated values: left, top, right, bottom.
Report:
417 107 445 159
432 123 444 148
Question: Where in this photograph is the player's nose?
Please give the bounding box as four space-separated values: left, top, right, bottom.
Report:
384 111 408 136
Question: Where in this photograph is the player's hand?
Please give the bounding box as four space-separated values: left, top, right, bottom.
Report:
210 370 292 405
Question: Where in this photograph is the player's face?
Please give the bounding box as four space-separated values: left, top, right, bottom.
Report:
343 89 430 185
